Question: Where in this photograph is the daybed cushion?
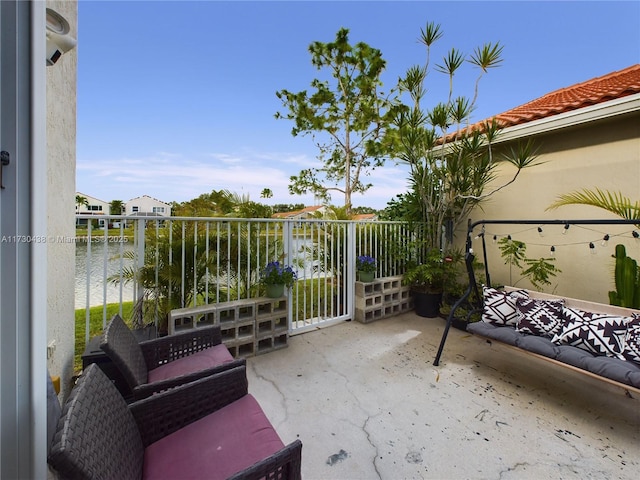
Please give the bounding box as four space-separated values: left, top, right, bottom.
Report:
147 344 235 383
552 307 630 360
482 287 529 326
143 394 285 480
467 322 520 346
515 334 560 358
583 355 640 388
515 298 565 337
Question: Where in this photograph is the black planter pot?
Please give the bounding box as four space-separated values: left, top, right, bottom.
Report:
412 290 443 318
450 316 469 331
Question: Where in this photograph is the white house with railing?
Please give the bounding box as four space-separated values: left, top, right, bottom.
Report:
124 194 172 216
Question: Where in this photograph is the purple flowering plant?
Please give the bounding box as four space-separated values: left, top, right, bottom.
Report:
356 255 376 273
260 261 297 287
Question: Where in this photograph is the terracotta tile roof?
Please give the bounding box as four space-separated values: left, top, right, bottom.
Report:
492 64 640 128
352 213 377 221
445 64 640 141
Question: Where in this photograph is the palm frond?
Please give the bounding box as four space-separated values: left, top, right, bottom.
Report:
547 188 640 223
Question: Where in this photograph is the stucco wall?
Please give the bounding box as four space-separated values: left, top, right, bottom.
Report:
46 0 77 400
460 112 640 304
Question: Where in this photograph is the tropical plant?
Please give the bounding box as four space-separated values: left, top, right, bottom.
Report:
260 261 297 287
608 244 640 309
385 22 538 251
109 199 124 215
403 249 453 294
75 194 88 208
356 255 376 273
547 188 640 223
548 188 640 306
109 220 283 331
275 28 398 215
497 237 561 291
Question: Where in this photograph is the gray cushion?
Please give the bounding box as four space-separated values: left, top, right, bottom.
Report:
516 334 561 358
583 355 640 387
467 322 520 346
555 345 595 369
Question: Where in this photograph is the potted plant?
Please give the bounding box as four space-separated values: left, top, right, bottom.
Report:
260 261 297 298
356 255 376 282
403 249 452 318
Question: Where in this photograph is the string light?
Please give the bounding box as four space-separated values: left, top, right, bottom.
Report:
633 231 639 239
537 226 544 237
562 223 570 235
492 235 497 244
550 246 556 257
601 234 610 247
589 242 596 254
507 235 512 240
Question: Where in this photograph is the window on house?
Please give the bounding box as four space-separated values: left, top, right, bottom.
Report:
88 205 102 211
132 206 139 212
152 206 165 213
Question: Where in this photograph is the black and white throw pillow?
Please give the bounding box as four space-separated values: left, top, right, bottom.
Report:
552 307 631 359
515 297 565 337
482 287 529 326
622 313 640 365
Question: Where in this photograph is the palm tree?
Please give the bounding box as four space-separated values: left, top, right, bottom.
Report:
109 199 124 215
75 194 88 209
547 188 640 226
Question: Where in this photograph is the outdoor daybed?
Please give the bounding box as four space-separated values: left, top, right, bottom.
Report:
467 286 640 393
48 363 303 480
434 218 640 396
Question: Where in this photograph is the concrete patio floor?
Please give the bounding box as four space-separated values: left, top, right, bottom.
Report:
246 312 640 480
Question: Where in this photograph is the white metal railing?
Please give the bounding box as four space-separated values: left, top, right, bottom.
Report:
75 215 423 340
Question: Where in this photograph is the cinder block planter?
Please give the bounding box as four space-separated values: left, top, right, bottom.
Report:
355 275 413 324
169 297 289 358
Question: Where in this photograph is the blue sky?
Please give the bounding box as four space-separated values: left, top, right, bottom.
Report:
76 0 640 210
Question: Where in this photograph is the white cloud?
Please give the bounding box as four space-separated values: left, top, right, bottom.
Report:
76 150 408 209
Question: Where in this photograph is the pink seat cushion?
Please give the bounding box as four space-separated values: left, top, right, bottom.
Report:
147 344 234 383
142 394 285 480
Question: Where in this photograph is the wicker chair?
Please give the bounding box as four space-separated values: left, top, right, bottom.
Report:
100 314 243 401
49 363 303 480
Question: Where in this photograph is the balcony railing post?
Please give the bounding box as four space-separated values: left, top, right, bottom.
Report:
135 218 146 322
347 222 356 320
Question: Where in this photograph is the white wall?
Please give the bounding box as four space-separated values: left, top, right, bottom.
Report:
46 0 77 400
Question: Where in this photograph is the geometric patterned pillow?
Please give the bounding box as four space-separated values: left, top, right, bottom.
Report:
515 297 565 337
551 307 631 359
622 313 640 365
482 287 529 326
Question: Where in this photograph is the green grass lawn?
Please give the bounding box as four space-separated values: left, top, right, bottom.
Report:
74 302 134 372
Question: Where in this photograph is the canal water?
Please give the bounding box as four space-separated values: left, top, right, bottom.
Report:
75 241 135 309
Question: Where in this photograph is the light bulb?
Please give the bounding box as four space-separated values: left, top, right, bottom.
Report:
589 242 596 254
492 235 497 244
562 224 570 235
601 234 610 247
633 231 639 239
550 245 556 257
537 226 544 237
